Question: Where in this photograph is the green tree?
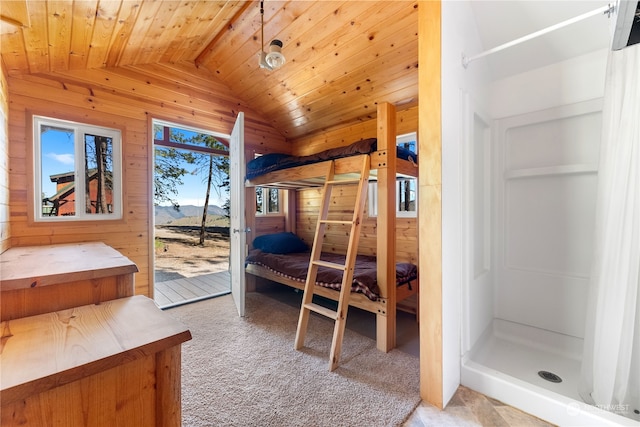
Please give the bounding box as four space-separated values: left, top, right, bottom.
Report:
186 134 229 245
154 146 191 210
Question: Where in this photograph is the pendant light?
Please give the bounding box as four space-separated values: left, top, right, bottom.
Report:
258 1 285 70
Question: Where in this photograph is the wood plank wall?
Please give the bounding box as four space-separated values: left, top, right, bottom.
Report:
290 106 418 156
6 61 288 296
296 185 417 264
288 106 419 263
0 60 9 253
253 215 286 237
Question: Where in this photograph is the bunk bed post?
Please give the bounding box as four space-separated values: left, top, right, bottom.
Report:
376 102 397 351
284 190 297 233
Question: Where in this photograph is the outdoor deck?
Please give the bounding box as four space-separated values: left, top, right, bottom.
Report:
154 270 231 309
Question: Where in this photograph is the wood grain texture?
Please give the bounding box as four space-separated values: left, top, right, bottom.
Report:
418 0 443 410
0 242 139 321
156 345 182 427
0 295 191 407
6 62 285 297
1 1 418 140
0 58 9 254
0 242 137 290
376 102 398 352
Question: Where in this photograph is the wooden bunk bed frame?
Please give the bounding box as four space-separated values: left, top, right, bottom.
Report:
244 102 417 353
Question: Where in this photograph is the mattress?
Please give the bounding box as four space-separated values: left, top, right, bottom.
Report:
246 138 417 180
245 249 418 301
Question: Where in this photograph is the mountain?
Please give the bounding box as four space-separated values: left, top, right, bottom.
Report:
155 205 227 225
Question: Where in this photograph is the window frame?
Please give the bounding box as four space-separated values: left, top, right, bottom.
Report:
252 152 283 217
255 186 282 216
33 115 123 222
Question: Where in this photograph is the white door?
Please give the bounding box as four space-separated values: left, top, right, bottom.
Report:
229 112 246 316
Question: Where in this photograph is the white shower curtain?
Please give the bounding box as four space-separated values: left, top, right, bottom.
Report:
579 43 640 419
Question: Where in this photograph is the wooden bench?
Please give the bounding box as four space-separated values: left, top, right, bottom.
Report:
0 296 192 427
0 242 138 321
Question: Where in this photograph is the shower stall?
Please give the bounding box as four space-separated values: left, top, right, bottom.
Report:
448 2 640 426
459 93 637 426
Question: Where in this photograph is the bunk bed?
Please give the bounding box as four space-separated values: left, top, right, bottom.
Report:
244 102 418 355
245 240 418 307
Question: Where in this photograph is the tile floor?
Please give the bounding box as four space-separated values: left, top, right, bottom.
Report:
403 386 555 427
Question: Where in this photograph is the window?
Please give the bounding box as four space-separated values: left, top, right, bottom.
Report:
368 132 418 218
34 116 122 221
256 187 280 215
253 152 281 215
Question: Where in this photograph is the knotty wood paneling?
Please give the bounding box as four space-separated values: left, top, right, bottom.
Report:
290 106 418 266
7 62 287 297
296 186 417 264
1 1 418 140
253 215 287 238
0 60 9 253
290 106 418 156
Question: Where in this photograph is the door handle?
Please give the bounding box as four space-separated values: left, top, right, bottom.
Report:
232 227 251 233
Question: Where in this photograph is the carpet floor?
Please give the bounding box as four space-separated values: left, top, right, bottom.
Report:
167 292 421 427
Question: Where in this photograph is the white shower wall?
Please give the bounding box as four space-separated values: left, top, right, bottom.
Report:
449 4 636 424
494 100 602 339
468 49 610 349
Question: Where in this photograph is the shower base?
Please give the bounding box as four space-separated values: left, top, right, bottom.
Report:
461 319 637 426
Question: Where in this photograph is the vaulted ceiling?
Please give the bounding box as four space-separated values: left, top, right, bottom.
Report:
0 1 419 140
1 1 613 139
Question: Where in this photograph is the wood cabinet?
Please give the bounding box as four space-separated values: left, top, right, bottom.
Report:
0 242 191 426
0 242 138 321
0 296 192 427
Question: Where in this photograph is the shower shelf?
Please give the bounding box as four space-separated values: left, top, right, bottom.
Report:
504 164 598 180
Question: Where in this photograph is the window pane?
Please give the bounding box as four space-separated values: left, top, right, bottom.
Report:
40 125 76 217
268 188 279 213
84 134 115 215
256 187 264 213
398 178 417 212
36 116 122 221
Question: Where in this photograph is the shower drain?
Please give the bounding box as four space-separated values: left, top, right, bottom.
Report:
538 370 562 383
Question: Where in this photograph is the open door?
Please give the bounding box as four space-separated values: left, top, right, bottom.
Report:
229 112 246 316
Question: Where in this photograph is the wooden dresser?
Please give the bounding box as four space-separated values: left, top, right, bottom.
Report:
0 242 192 426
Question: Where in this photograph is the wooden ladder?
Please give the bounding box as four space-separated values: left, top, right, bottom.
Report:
294 155 370 371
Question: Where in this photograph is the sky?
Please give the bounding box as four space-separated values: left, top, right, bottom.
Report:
159 149 229 208
40 126 75 199
39 125 229 208
154 126 230 208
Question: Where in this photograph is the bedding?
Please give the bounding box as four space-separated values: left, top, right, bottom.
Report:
245 249 418 301
246 138 417 180
252 232 309 254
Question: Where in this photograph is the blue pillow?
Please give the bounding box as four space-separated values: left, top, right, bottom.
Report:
253 232 309 254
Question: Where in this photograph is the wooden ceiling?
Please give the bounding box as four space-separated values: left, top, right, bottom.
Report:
0 1 418 139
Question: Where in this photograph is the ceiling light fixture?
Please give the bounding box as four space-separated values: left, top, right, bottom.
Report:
258 1 285 71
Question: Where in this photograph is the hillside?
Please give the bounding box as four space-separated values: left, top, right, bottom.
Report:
155 205 227 226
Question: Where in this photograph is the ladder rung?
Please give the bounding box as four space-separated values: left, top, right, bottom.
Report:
319 219 353 225
312 260 346 270
304 303 338 320
326 179 361 185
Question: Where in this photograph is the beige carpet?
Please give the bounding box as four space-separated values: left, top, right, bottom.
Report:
167 292 420 427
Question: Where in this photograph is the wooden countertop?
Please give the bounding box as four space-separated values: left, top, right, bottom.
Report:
0 295 192 406
0 242 139 291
